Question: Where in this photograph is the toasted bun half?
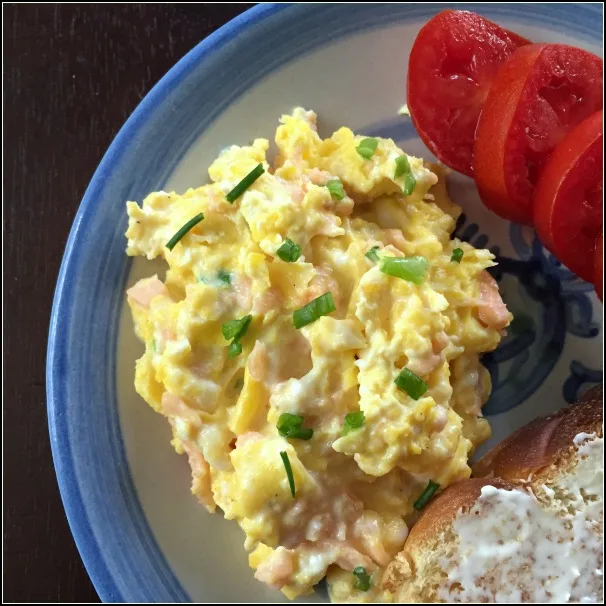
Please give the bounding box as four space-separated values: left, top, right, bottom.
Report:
382 387 603 603
381 477 517 600
473 385 603 481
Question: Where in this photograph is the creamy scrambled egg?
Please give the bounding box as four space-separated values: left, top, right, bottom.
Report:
125 108 511 602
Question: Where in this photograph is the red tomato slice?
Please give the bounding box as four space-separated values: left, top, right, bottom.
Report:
474 43 603 224
533 110 603 283
407 10 529 176
595 233 603 302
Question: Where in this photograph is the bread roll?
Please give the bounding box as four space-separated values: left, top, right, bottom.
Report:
382 387 603 603
473 385 603 480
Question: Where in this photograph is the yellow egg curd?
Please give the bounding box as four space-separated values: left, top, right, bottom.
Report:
125 108 511 602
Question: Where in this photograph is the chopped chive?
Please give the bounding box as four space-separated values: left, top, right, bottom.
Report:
403 174 416 195
365 246 380 262
166 213 204 251
356 137 378 160
394 154 411 178
326 178 345 200
199 270 232 287
228 341 243 358
226 163 265 203
280 451 296 498
217 269 232 284
277 238 302 262
395 368 428 400
277 413 314 440
223 315 252 358
413 480 440 511
151 339 156 353
353 566 371 591
342 411 365 436
222 315 253 341
380 256 428 284
293 292 336 329
451 248 464 263
394 155 416 195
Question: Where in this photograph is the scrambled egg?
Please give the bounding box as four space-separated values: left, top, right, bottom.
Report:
125 108 511 602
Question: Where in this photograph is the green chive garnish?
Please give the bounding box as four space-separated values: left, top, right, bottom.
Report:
395 368 428 400
277 413 313 440
217 269 232 284
356 138 378 160
326 178 345 200
280 451 296 498
199 270 232 287
166 213 204 251
226 164 265 203
365 246 380 262
228 341 243 358
222 315 252 358
413 480 440 511
293 292 336 329
277 239 302 262
353 566 371 591
380 256 428 284
342 411 365 436
222 315 252 341
451 248 464 263
394 155 416 195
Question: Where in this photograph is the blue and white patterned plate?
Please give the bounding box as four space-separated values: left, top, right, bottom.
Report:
47 4 603 602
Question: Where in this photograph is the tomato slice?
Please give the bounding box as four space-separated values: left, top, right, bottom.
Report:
474 43 603 224
407 10 529 177
533 111 603 282
595 233 603 302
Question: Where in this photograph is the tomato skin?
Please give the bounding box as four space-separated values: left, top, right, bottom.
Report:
595 233 603 302
474 43 603 224
533 110 603 283
407 10 529 177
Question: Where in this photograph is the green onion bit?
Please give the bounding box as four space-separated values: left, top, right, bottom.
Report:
379 256 428 284
226 164 265 204
365 246 380 262
293 292 336 329
356 138 378 160
394 154 416 195
353 566 371 591
217 269 232 284
166 213 204 251
222 315 252 358
277 239 302 262
228 341 243 358
326 178 345 200
451 248 464 263
413 480 440 511
280 451 296 498
277 413 314 440
342 411 365 436
394 368 428 400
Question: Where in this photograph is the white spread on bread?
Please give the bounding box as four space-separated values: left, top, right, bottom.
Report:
573 431 601 456
437 434 603 603
564 432 603 497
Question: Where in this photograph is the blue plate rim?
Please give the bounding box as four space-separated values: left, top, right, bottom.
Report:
46 3 286 601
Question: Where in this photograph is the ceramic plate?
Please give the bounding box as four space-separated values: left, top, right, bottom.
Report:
47 3 603 602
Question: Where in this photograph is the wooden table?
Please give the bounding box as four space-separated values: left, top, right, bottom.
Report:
3 4 252 601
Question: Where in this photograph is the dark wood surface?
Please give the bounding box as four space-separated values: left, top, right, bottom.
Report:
3 4 252 602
